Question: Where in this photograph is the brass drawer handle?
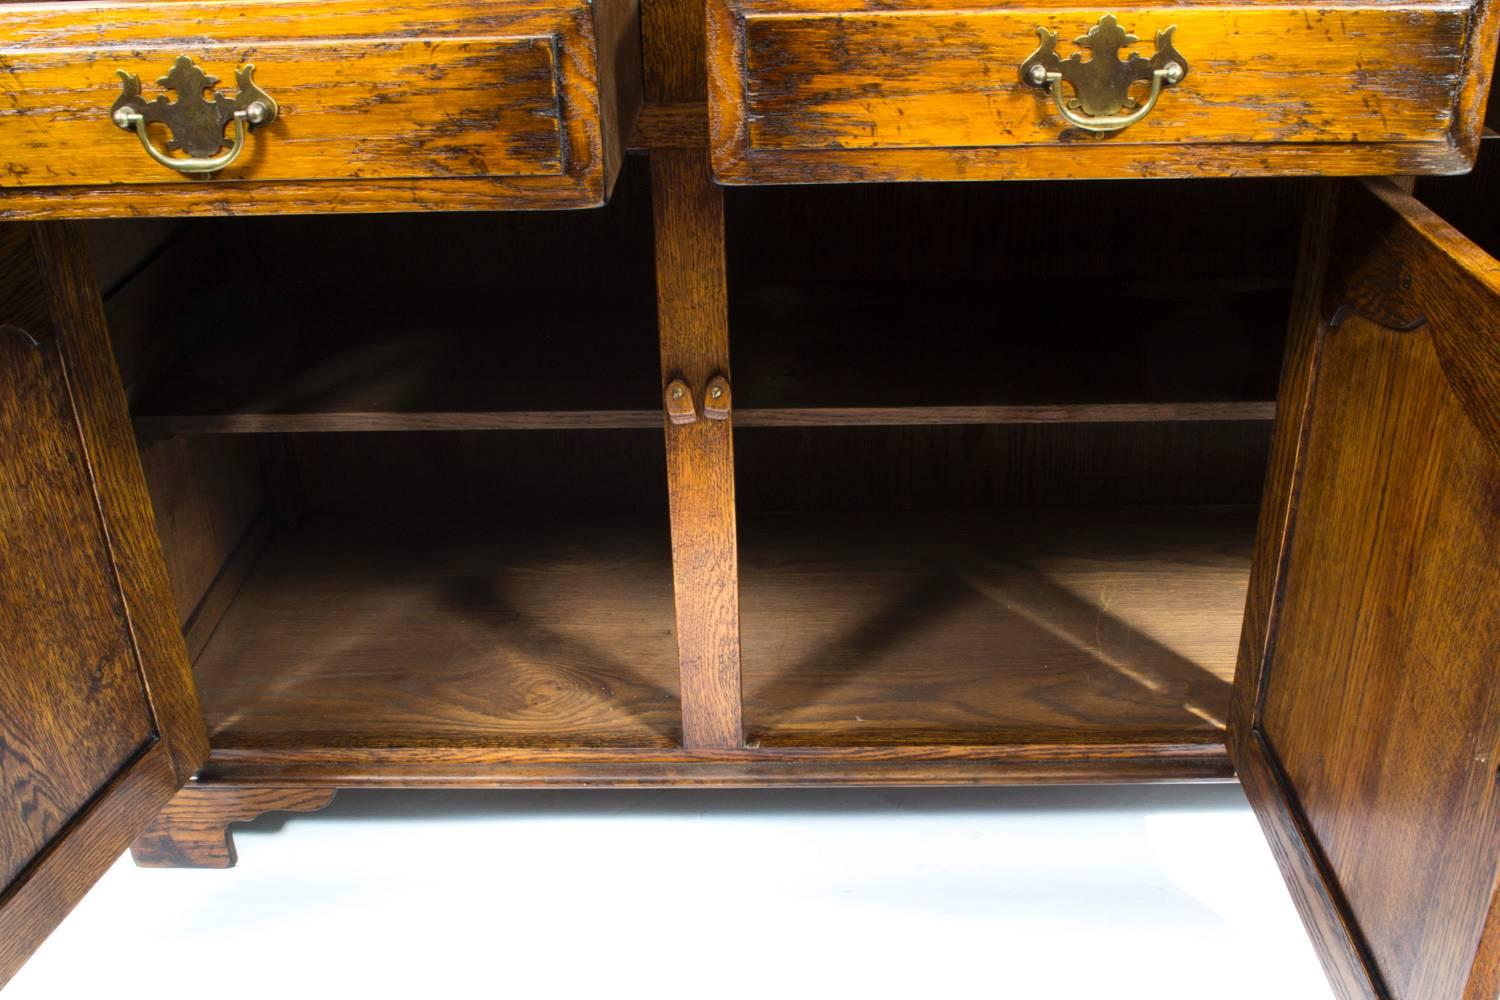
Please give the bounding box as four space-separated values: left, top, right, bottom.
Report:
1021 15 1186 134
110 56 278 178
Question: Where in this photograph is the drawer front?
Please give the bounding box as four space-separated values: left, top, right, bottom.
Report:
0 0 640 214
707 1 1499 182
1 38 563 186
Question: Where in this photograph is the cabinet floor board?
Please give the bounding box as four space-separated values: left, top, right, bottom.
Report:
194 506 1250 757
741 506 1251 747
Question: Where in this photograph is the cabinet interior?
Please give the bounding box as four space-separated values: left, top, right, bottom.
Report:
84 152 1495 764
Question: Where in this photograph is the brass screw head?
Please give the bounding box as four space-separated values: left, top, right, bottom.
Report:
670 385 685 399
709 385 724 400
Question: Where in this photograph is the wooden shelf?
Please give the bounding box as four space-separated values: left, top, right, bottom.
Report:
195 506 1249 754
741 506 1251 747
130 279 1283 435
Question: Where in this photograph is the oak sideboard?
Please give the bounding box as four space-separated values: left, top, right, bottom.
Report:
0 0 1497 995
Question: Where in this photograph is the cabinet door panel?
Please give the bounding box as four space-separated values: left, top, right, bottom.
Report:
1232 178 1500 1000
0 224 206 987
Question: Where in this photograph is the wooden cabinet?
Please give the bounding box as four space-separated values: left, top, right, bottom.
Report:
0 1 1497 997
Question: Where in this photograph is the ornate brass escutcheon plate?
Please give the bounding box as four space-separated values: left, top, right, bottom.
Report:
1020 15 1187 133
110 56 278 177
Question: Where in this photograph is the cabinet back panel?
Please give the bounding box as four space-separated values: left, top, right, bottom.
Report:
737 422 1271 512
287 430 671 516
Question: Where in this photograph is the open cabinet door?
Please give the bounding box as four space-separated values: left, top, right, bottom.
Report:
0 224 208 987
1231 178 1500 1000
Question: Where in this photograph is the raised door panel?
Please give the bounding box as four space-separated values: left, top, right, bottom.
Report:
0 224 207 987
1232 178 1500 1000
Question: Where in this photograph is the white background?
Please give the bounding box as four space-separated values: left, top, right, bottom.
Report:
11 783 1332 999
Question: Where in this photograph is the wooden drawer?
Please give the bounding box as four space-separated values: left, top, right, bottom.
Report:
706 0 1499 183
0 0 640 217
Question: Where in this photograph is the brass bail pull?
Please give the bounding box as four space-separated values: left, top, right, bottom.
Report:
110 56 279 178
1020 15 1187 134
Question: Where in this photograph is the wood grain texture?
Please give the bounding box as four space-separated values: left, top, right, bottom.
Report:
1455 0 1500 158
0 233 154 892
130 785 336 868
0 223 202 987
193 516 682 749
0 0 640 216
198 742 1232 786
747 9 1464 150
653 150 744 750
0 745 176 989
1226 181 1376 996
707 0 1487 182
1228 181 1336 760
29 223 209 784
137 435 265 623
641 0 706 101
629 101 710 150
592 0 644 186
1238 178 1500 1000
134 402 1276 434
1 39 565 185
740 506 1249 746
182 511 275 663
1463 883 1500 1000
183 507 1247 757
1235 731 1383 1000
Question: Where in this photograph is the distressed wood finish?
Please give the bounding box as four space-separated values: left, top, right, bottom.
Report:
1 39 565 185
653 150 744 750
0 224 204 986
1232 178 1500 1000
707 0 1499 182
0 0 641 216
131 785 336 868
